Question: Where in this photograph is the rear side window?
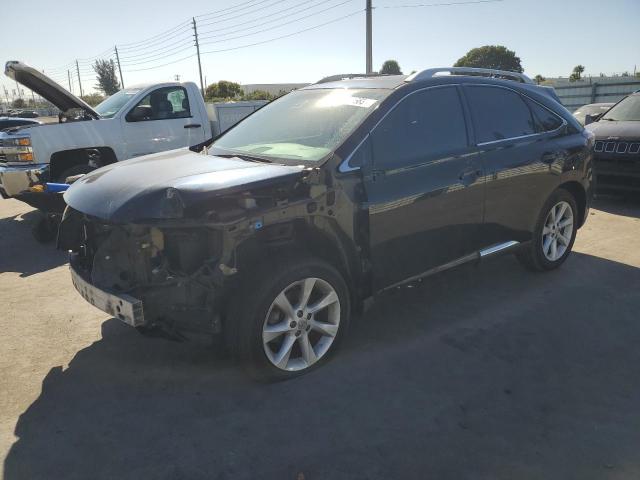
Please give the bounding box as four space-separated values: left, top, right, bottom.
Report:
371 86 468 169
465 86 535 143
526 99 563 132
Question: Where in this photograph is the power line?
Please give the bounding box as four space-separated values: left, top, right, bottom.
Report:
197 0 288 28
196 0 281 20
117 20 192 49
198 0 354 40
124 53 196 72
117 25 193 53
378 0 502 8
118 37 194 61
197 0 329 35
199 0 357 45
200 9 361 54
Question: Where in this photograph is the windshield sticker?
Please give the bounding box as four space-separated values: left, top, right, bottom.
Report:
316 90 378 109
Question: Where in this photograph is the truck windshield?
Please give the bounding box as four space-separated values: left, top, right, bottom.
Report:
95 88 142 118
210 88 389 162
601 94 640 122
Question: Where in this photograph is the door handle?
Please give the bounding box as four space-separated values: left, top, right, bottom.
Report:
184 124 201 129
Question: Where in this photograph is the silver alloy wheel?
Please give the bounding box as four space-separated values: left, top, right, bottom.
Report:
262 277 341 371
542 200 574 261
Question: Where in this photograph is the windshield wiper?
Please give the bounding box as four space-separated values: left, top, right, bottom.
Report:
600 118 617 121
217 153 272 163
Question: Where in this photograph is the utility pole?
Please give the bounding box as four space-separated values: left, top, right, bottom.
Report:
75 60 84 97
192 17 205 97
67 69 73 94
366 0 373 74
114 46 125 88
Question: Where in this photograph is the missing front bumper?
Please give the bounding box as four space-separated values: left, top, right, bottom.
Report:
70 263 145 327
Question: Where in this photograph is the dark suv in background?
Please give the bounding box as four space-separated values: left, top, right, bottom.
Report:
59 67 593 380
585 91 640 193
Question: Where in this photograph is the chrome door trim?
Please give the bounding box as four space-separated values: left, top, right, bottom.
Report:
379 241 520 292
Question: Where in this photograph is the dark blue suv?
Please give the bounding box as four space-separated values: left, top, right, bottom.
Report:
60 67 593 380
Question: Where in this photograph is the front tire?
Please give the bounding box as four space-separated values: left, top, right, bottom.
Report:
516 188 578 271
226 256 350 381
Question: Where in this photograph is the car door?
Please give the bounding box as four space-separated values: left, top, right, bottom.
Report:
122 86 204 159
463 85 566 245
363 85 485 290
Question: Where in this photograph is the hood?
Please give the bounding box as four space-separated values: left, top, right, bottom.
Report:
5 61 99 119
585 120 640 139
63 149 306 223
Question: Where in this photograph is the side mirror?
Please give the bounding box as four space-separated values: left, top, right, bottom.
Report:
584 114 598 126
126 106 149 122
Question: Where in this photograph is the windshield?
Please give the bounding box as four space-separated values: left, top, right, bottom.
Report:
95 88 142 118
601 95 640 121
210 88 389 162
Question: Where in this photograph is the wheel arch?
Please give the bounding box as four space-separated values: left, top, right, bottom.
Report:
558 180 587 228
231 218 363 308
49 147 118 181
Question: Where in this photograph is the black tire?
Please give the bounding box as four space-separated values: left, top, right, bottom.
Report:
226 255 351 381
516 188 578 271
31 214 59 243
56 164 93 183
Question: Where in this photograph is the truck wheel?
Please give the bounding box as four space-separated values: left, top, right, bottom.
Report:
32 213 59 243
57 165 93 183
516 188 578 271
227 256 350 381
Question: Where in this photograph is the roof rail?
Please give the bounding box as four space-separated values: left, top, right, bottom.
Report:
406 67 534 84
315 73 385 84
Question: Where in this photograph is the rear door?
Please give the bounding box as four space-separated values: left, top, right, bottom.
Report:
463 85 566 245
121 86 204 158
363 85 485 290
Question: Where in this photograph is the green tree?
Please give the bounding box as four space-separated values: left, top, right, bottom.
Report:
205 80 243 101
243 89 274 101
454 45 523 73
380 60 402 75
12 98 25 108
534 74 546 85
81 93 105 107
569 65 585 82
93 59 120 96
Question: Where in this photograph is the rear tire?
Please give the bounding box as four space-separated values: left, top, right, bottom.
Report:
516 188 578 271
226 255 350 381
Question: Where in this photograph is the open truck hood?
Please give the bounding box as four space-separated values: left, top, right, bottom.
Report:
5 61 99 119
64 149 306 223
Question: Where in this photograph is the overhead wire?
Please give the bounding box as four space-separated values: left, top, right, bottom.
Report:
199 0 357 44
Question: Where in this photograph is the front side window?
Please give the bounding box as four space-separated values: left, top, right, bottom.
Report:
371 86 468 170
466 86 535 143
601 94 640 121
210 88 389 163
126 86 191 122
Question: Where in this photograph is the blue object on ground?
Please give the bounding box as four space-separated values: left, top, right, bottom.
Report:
45 183 70 193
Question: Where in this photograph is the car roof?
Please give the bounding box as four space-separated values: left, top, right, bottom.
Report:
303 72 545 94
303 75 408 90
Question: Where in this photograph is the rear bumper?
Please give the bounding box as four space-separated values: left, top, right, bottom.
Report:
70 256 145 327
0 163 49 197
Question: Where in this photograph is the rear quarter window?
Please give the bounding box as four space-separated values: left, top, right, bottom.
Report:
465 86 536 143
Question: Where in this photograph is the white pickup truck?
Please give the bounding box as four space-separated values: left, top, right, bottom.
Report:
0 61 266 198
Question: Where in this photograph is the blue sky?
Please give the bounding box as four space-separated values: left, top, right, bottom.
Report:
1 0 639 98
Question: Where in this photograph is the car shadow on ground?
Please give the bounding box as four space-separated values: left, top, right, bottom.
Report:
593 194 640 218
4 252 640 480
0 209 67 276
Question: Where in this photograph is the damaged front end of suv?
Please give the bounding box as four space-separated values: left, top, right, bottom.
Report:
58 148 351 339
